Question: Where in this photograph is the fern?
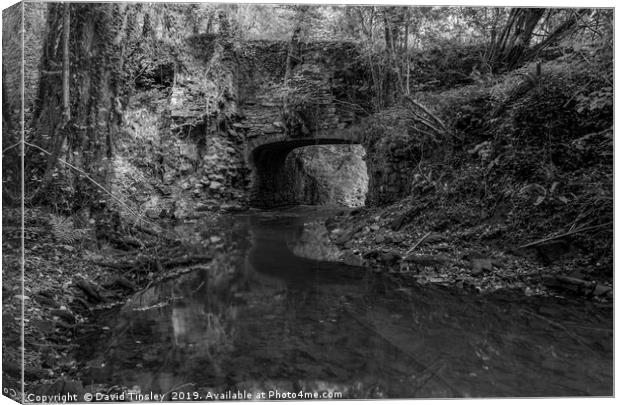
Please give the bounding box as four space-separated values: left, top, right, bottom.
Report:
49 214 90 244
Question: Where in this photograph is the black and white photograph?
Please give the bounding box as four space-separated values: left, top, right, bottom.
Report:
1 0 615 401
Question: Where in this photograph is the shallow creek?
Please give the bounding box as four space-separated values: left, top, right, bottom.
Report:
74 207 613 398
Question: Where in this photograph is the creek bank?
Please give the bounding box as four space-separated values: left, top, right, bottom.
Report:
321 47 612 300
1 206 229 397
324 200 613 300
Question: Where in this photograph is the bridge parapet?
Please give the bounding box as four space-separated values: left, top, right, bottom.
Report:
237 67 357 152
234 40 369 157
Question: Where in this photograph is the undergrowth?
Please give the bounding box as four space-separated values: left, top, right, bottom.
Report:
378 45 612 269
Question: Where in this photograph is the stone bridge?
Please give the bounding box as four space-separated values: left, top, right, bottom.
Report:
235 41 372 207
246 124 367 207
166 36 409 210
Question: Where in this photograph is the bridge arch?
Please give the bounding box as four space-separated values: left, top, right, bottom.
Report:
247 128 366 208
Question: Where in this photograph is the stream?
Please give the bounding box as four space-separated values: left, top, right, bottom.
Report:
74 207 613 399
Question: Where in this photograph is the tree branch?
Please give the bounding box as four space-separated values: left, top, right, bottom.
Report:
519 221 612 249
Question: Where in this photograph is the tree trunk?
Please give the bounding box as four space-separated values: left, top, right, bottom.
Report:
504 8 546 69
489 8 546 71
525 9 589 60
284 25 302 84
61 4 70 122
29 3 126 209
404 15 410 96
284 7 308 84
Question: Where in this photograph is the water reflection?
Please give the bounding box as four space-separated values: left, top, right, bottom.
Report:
75 208 613 398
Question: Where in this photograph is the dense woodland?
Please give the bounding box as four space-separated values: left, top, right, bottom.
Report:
3 5 613 210
1 2 615 398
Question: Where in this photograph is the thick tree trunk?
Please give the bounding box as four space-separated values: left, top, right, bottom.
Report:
30 3 126 209
489 8 546 71
503 8 546 69
2 4 23 205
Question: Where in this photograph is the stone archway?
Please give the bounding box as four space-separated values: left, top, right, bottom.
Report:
248 137 366 208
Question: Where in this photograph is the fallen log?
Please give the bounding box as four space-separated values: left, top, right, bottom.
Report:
542 275 596 295
88 254 213 272
519 221 612 249
162 255 213 268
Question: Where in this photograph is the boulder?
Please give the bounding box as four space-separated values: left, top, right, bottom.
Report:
379 251 401 265
341 252 364 267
